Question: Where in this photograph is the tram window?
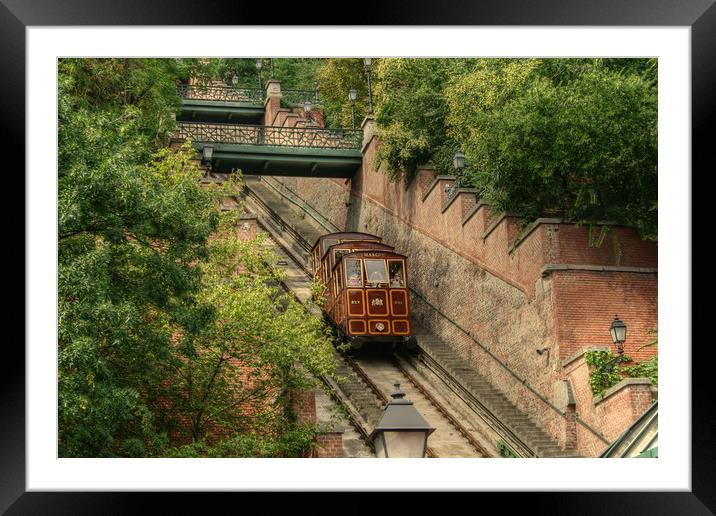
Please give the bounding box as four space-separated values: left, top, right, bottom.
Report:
323 239 339 255
334 249 350 264
345 259 363 287
365 259 388 286
388 260 405 288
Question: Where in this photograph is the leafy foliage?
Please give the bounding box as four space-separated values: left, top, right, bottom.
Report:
316 58 371 128
158 215 336 445
622 356 658 388
162 419 319 458
58 58 336 457
367 58 658 240
58 58 220 457
584 350 658 397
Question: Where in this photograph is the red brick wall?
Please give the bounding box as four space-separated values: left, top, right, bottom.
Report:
268 120 657 456
315 433 344 458
290 389 317 426
552 270 658 361
563 353 655 456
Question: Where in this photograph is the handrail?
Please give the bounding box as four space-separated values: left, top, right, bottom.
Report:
256 178 611 445
176 122 362 150
177 84 264 103
281 89 320 105
260 177 341 233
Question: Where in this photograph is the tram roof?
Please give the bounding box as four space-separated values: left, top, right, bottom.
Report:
311 232 382 253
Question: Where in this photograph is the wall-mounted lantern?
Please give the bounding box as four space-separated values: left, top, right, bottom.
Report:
610 315 627 355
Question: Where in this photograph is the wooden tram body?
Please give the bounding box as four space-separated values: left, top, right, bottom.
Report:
311 232 412 345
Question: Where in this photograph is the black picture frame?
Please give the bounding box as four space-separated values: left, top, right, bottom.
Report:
4 0 711 513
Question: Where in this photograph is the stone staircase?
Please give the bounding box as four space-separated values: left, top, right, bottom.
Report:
334 359 385 427
411 323 579 458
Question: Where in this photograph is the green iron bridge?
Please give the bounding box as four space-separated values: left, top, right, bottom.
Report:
176 84 362 178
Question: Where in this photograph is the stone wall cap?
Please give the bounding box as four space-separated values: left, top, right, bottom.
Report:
481 212 522 241
594 377 653 405
560 346 611 368
360 115 375 128
320 427 346 434
239 213 258 220
508 218 563 255
441 188 478 214
461 201 489 227
421 175 455 203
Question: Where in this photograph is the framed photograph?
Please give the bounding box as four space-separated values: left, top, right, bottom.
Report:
9 0 711 512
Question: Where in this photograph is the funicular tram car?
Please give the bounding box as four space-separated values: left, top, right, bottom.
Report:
310 232 412 348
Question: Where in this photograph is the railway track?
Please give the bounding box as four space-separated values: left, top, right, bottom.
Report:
242 188 492 458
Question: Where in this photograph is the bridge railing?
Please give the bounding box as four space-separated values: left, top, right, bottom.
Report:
281 89 320 106
176 122 362 150
177 84 265 103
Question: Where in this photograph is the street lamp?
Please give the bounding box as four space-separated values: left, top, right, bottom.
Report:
363 58 374 115
610 315 627 355
348 87 357 130
201 144 214 177
370 382 435 458
304 99 313 122
255 58 263 91
270 58 276 79
231 74 238 87
448 149 466 198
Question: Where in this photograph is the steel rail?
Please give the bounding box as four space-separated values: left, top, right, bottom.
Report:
392 354 491 457
253 177 610 446
341 355 438 458
246 198 447 457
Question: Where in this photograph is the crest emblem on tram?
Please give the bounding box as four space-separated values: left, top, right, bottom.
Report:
371 298 384 306
375 322 386 331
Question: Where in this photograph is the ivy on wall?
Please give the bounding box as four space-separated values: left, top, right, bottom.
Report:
584 350 658 397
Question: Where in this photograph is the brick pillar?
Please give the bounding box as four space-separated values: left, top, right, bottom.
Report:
289 388 317 426
564 404 578 452
236 214 258 241
264 79 282 126
315 431 345 458
361 115 376 150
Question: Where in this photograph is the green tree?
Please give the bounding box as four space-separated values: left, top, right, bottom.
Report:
316 58 370 128
373 58 464 181
58 58 223 457
366 58 657 239
447 59 657 239
58 58 336 456
158 215 336 453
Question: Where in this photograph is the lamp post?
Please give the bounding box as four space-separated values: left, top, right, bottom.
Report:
270 58 276 80
256 58 263 91
600 316 628 375
370 382 435 458
348 87 357 130
304 99 313 123
231 74 238 87
447 149 466 199
201 144 214 177
363 58 374 116
313 80 320 103
610 315 627 355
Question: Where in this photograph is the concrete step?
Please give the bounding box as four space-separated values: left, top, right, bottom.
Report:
412 319 567 456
